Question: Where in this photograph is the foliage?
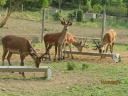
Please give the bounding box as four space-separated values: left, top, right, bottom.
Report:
0 0 7 6
106 5 127 16
93 4 103 13
39 0 49 8
76 9 83 22
52 11 62 20
67 62 75 70
67 11 76 21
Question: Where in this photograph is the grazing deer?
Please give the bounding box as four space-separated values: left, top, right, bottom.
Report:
63 32 86 59
94 29 116 54
2 35 41 68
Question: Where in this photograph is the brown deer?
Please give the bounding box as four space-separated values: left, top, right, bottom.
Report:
42 19 72 61
42 28 86 61
63 32 86 59
94 29 116 54
2 35 41 68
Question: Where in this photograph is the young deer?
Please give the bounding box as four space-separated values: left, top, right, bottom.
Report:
94 29 116 54
2 35 41 68
63 32 86 59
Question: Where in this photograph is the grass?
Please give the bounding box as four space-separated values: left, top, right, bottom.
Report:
8 10 128 29
0 61 128 96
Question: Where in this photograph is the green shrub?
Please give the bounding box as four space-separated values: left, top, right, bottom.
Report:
82 64 89 70
52 11 61 21
106 5 127 16
93 4 102 13
67 62 75 70
68 12 75 21
76 9 83 22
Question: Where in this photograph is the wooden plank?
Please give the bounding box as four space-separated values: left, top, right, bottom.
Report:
64 50 113 57
0 66 49 72
0 66 52 80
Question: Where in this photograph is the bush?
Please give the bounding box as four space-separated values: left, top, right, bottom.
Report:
93 4 102 13
67 62 75 71
67 11 76 21
106 5 127 16
76 9 83 22
52 11 61 21
82 64 89 70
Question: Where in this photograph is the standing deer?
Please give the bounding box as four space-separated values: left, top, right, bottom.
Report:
94 29 116 54
2 35 41 68
42 19 84 60
42 19 85 61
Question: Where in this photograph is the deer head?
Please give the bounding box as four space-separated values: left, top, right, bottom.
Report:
93 40 105 53
30 48 41 68
60 18 72 32
73 39 87 52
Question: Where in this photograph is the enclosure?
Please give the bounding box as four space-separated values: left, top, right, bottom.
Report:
0 0 128 96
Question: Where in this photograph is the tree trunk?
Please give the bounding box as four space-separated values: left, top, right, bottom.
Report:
0 8 12 28
41 8 45 42
101 8 106 40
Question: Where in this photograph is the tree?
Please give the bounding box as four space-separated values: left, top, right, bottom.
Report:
0 0 7 6
40 0 49 42
0 0 22 28
86 0 92 12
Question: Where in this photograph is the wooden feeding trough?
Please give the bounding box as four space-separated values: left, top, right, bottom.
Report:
0 66 52 80
64 50 121 63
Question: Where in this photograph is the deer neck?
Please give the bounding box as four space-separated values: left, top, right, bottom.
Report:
58 30 67 44
72 41 82 52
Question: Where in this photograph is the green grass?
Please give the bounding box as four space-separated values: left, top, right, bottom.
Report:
0 61 128 96
9 10 128 29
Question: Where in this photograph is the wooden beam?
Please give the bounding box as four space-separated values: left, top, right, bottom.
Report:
64 50 121 63
0 66 52 80
0 66 49 72
64 50 113 57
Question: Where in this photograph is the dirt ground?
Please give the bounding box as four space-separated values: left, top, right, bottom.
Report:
0 18 128 93
1 18 128 44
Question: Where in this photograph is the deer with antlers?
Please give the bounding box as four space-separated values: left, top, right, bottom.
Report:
42 19 85 61
1 35 41 76
94 29 116 54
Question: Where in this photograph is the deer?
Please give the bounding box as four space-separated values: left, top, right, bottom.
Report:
42 19 72 61
41 19 85 61
1 35 41 77
94 29 116 54
62 32 86 59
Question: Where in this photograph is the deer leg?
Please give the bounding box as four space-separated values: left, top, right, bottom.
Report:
69 45 74 59
20 54 25 78
63 45 66 59
110 43 114 53
58 46 61 61
2 49 8 66
106 45 109 53
60 45 63 60
60 45 64 60
47 45 52 60
7 52 12 66
54 46 57 61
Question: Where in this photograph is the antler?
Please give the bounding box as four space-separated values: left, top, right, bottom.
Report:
93 39 100 48
67 20 72 26
59 17 66 25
